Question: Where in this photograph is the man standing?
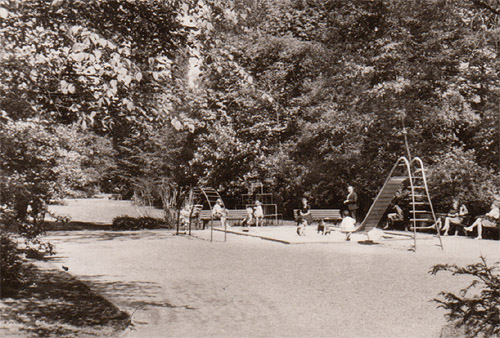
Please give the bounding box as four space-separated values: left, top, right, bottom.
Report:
344 185 358 222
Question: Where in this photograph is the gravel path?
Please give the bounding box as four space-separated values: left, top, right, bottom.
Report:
41 229 500 338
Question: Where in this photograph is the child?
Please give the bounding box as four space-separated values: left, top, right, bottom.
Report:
179 203 192 229
317 220 330 235
254 200 264 227
340 210 356 231
241 206 254 227
296 219 307 236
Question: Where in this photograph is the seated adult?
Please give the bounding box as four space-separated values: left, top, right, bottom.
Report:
212 198 229 228
464 201 499 240
384 204 404 230
439 199 468 236
296 197 313 226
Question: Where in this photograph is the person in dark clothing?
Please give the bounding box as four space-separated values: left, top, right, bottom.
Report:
343 186 358 222
297 197 313 226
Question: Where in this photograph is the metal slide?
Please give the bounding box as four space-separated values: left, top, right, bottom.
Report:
360 176 408 232
359 156 443 251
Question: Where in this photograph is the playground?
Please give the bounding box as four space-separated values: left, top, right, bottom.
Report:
32 227 499 338
4 156 499 337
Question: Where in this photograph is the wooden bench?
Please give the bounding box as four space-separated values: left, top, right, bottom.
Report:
195 209 249 228
293 209 342 223
294 209 342 235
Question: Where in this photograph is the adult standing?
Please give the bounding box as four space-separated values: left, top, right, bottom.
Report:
343 186 358 222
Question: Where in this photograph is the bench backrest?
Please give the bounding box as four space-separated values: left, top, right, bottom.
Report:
294 209 342 221
197 210 212 220
228 209 250 219
196 209 249 220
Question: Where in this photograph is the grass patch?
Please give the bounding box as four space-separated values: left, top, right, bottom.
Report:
1 264 130 337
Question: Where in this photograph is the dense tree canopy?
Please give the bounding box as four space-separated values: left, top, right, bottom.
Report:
0 0 499 221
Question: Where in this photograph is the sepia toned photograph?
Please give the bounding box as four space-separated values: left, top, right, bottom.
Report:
1 0 499 337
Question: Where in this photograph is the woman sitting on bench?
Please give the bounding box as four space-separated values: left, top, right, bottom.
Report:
437 199 468 236
464 201 499 240
212 198 229 228
297 198 313 226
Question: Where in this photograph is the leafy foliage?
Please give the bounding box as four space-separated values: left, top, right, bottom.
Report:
0 0 499 218
111 216 169 231
430 256 500 338
0 121 114 222
0 231 23 295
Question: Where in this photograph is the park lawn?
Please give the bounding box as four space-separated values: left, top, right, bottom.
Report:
0 262 130 337
45 198 166 228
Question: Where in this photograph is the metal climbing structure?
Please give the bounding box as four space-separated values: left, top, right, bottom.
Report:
189 187 227 241
191 187 222 211
360 156 443 251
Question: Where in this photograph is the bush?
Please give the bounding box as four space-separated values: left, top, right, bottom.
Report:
24 238 55 260
1 231 23 296
430 256 500 338
111 216 169 231
428 148 500 216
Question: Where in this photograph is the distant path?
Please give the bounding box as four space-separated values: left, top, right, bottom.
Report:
42 230 500 338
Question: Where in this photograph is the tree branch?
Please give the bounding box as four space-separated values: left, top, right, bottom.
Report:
470 0 500 16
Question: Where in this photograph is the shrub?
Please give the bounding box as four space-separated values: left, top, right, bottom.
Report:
1 231 23 296
111 216 169 231
430 256 500 338
24 238 55 260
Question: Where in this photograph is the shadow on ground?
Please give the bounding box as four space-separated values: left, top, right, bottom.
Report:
0 264 130 337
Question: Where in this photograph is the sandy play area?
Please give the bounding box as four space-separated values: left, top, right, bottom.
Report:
37 227 500 338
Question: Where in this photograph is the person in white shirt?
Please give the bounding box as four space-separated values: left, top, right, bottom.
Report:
254 200 264 227
241 206 254 227
212 198 228 228
339 210 356 231
179 203 192 228
464 202 499 240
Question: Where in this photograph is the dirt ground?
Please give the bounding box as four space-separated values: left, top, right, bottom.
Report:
34 227 500 338
0 263 129 337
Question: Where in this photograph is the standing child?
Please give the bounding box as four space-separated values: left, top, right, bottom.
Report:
339 210 356 231
179 203 192 229
254 200 264 227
